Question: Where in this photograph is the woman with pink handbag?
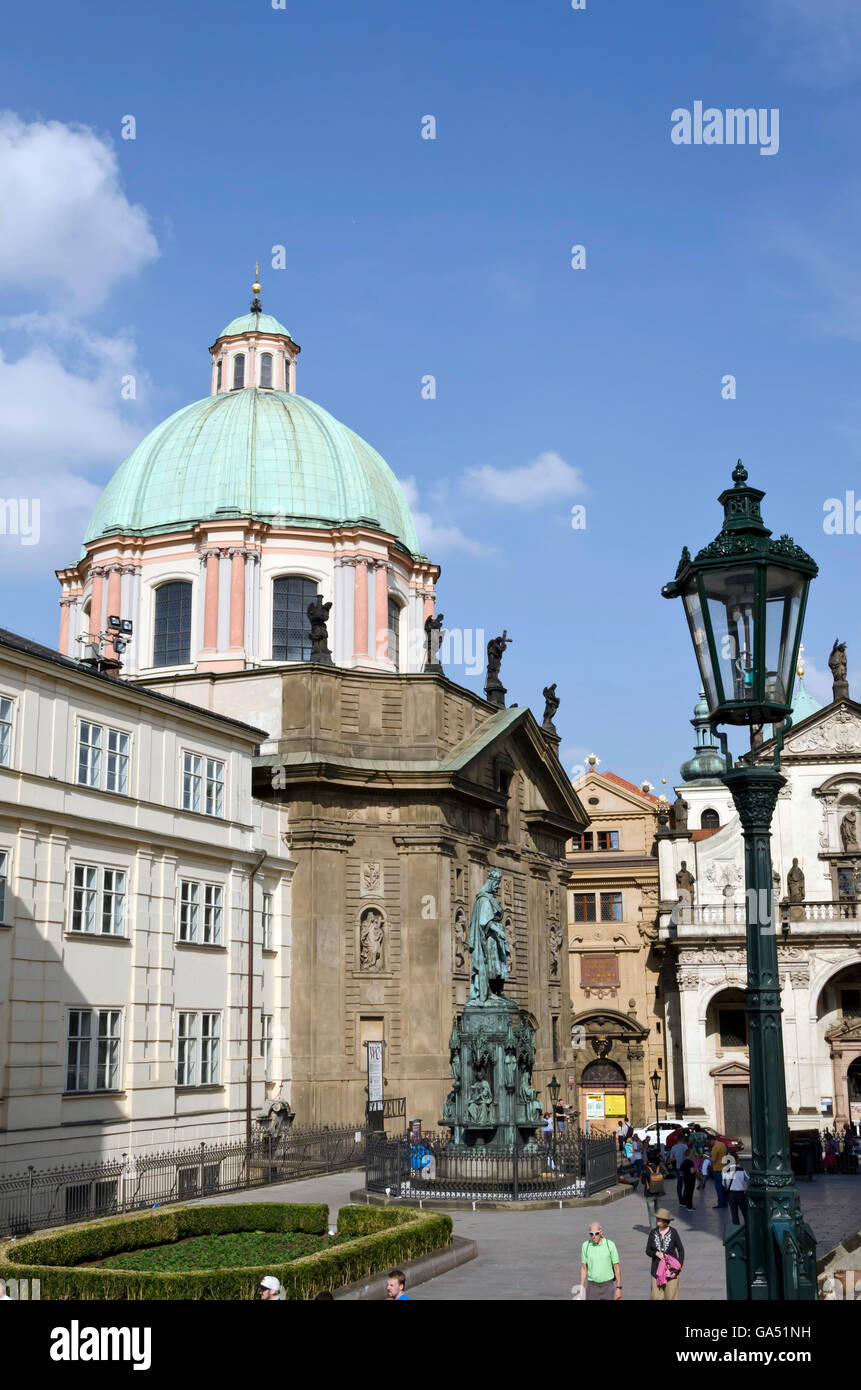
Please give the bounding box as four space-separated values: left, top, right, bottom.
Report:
645 1209 685 1300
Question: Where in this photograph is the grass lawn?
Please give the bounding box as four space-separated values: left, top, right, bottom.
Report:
89 1230 346 1272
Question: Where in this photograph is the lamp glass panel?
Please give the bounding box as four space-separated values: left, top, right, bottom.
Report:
764 566 805 709
701 568 757 707
682 583 720 712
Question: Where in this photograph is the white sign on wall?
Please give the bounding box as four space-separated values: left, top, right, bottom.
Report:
366 1041 384 1104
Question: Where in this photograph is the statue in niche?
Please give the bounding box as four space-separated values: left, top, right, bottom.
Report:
673 794 689 832
442 1090 456 1124
467 868 510 1004
453 909 468 973
449 1022 462 1091
467 1078 493 1124
504 1021 518 1092
306 596 333 664
518 1069 542 1123
359 908 384 971
787 858 805 903
549 922 563 978
840 811 859 852
676 861 696 900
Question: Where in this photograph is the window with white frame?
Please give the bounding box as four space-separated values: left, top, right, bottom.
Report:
77 721 130 794
178 880 222 945
182 752 225 817
261 1013 273 1082
261 891 273 951
0 696 13 767
66 1009 122 1092
71 864 126 935
176 1011 220 1086
0 849 7 923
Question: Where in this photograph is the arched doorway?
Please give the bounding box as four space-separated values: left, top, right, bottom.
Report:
581 1059 628 1132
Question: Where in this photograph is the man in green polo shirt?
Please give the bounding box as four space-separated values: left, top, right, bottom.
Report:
577 1222 622 1300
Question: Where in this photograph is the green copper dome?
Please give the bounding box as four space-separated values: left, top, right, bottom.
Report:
217 311 293 339
82 389 420 556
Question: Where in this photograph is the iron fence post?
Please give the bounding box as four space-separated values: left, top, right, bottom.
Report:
324 1126 330 1173
27 1165 33 1232
198 1141 205 1197
512 1141 519 1201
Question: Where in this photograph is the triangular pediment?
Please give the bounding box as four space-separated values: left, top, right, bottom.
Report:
452 707 588 829
825 1016 861 1045
709 1060 750 1078
764 700 861 759
572 770 660 815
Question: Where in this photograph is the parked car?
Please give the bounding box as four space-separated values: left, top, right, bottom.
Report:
632 1120 685 1145
664 1124 744 1155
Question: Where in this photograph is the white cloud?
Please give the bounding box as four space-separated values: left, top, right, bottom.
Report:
398 475 493 555
464 450 587 506
0 113 159 309
764 0 861 87
0 318 149 574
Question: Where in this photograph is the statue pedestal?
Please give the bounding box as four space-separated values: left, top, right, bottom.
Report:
441 999 543 1152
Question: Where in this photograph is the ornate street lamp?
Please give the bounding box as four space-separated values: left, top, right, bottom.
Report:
662 461 818 1301
650 1068 661 1151
548 1074 561 1145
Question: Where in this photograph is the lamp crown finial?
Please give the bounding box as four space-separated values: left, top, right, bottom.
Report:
732 459 748 485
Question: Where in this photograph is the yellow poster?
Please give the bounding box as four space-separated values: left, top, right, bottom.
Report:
604 1093 627 1117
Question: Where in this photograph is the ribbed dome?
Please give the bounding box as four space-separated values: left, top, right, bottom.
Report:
82 389 420 556
217 310 293 340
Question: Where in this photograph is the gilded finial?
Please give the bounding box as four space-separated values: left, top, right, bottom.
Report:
252 262 262 295
797 642 805 680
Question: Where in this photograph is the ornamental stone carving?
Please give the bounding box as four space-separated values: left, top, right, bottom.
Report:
359 907 384 971
677 972 700 990
791 708 861 755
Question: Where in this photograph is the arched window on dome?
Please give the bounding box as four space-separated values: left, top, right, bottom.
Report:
283 355 292 392
216 359 222 391
259 353 273 389
387 596 402 669
153 581 193 667
701 807 720 830
272 577 319 662
232 354 245 390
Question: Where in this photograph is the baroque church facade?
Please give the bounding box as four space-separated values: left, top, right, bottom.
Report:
21 282 586 1147
657 660 861 1142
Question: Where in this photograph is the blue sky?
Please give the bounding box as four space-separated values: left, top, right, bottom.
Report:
1 0 860 786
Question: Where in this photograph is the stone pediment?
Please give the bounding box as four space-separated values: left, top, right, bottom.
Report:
782 704 861 757
709 1060 750 1079
825 1017 861 1045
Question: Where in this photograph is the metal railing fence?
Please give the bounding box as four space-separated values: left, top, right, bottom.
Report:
0 1125 368 1237
365 1130 619 1202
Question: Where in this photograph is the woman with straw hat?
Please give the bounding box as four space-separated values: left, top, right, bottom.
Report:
645 1209 685 1301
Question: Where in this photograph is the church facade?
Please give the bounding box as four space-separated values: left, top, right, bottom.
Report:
657 661 861 1142
41 281 585 1139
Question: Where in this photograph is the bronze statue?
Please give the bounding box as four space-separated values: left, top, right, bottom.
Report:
787 858 805 903
467 1078 493 1124
467 869 510 1003
485 631 512 708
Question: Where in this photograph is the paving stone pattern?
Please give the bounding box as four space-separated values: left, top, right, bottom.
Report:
199 1171 861 1301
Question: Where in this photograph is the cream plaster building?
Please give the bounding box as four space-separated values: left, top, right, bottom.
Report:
658 665 861 1143
566 768 664 1129
0 627 294 1172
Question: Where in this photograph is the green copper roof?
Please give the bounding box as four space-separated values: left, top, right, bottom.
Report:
82 389 420 556
217 311 292 340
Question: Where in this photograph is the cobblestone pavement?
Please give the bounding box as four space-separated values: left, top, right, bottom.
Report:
199 1171 861 1301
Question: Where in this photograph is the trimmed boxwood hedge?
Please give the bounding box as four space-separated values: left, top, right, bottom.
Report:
0 1202 452 1300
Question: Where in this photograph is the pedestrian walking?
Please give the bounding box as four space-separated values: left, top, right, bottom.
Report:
386 1270 410 1301
669 1133 688 1204
645 1209 685 1301
689 1125 707 1186
258 1275 286 1300
680 1148 697 1210
710 1138 728 1208
542 1112 554 1155
577 1222 622 1301
630 1134 643 1181
643 1150 667 1226
725 1163 749 1224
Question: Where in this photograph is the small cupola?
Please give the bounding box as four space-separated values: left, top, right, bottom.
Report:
209 267 301 395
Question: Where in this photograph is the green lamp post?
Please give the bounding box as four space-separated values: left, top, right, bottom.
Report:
662 461 818 1301
548 1074 561 1147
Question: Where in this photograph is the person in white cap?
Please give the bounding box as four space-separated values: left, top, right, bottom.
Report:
258 1275 286 1300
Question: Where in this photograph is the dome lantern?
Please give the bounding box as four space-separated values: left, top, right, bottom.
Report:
209 271 301 395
